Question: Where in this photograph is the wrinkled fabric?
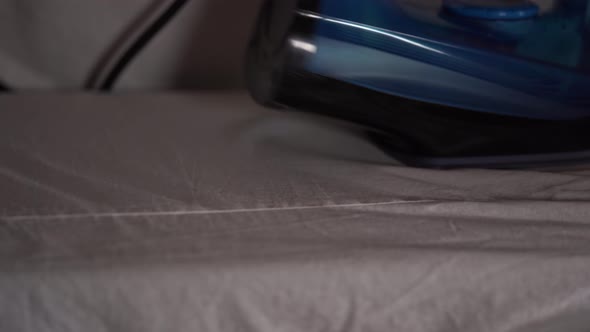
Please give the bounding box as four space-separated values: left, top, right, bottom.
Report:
0 92 589 332
0 0 263 90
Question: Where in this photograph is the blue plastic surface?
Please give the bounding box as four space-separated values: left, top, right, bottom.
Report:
296 0 590 120
443 0 539 20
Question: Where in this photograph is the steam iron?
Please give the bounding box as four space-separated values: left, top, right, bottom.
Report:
245 0 590 168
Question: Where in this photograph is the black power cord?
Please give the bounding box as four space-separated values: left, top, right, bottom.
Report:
97 0 189 91
0 0 187 92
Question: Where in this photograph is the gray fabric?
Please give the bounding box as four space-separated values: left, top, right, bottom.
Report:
0 0 263 90
1 92 590 332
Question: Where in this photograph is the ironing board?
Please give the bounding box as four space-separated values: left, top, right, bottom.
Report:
1 92 589 332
